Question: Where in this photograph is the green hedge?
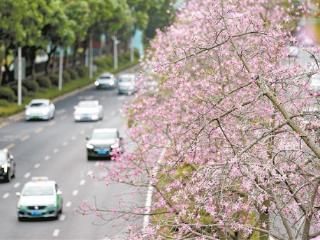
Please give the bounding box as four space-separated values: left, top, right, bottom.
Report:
23 80 39 92
0 87 16 102
36 76 52 88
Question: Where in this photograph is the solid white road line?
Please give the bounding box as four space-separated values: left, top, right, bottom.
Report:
2 193 9 199
34 163 40 169
53 148 59 153
24 172 31 179
5 143 15 150
44 155 51 161
20 135 30 141
72 190 79 196
35 127 43 134
14 182 20 188
142 148 167 233
80 180 86 186
52 229 60 237
66 201 72 207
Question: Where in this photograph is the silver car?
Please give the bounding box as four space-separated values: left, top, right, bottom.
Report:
25 99 55 121
95 72 116 89
118 74 136 95
17 177 63 220
74 100 104 121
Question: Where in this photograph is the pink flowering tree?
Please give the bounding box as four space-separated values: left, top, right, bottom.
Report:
84 0 320 239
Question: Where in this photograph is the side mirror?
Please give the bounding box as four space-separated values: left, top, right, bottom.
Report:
57 190 62 195
16 192 21 197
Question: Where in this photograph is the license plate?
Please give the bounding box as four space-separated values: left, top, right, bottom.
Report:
31 210 41 216
96 149 108 155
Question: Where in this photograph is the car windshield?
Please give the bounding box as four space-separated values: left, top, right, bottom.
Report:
99 76 111 79
92 131 116 140
119 75 134 83
30 102 47 107
78 102 98 108
0 151 7 164
22 185 54 196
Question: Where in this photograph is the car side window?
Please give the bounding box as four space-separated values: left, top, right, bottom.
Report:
55 184 59 193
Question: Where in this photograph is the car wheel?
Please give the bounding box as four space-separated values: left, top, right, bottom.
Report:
12 168 15 178
87 155 91 161
18 216 24 221
5 172 11 182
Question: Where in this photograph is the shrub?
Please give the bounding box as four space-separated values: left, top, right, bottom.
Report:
0 87 16 102
49 74 59 86
62 71 71 83
94 56 113 69
68 69 78 80
0 99 9 107
11 84 29 97
36 76 52 88
23 80 39 92
76 66 88 78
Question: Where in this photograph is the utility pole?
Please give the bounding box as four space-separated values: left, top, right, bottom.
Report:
17 47 22 105
89 36 93 79
112 36 119 70
130 37 134 63
58 48 64 91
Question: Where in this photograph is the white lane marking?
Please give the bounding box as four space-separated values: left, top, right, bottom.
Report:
24 172 31 179
34 163 40 169
5 143 15 150
56 109 66 115
52 229 60 237
66 201 72 207
48 121 56 127
53 148 59 154
20 135 30 141
80 180 86 186
59 214 66 221
44 155 50 161
2 193 9 199
72 190 79 196
71 136 76 141
62 141 68 146
111 111 116 117
87 170 93 176
35 127 43 134
117 96 125 101
14 182 20 188
142 148 166 232
94 162 99 167
80 130 85 135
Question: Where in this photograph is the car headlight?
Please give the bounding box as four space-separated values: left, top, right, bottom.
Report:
86 143 94 149
1 163 9 173
95 81 99 86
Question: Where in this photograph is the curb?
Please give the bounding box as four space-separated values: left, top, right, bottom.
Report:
0 64 139 129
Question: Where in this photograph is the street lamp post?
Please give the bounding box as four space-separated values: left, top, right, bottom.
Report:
17 47 22 105
58 48 64 91
112 36 120 70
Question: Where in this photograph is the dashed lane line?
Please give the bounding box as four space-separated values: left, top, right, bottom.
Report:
53 148 59 154
71 136 76 141
24 172 31 179
65 201 72 207
34 163 40 169
62 141 68 147
35 127 44 134
44 155 51 161
47 121 56 127
87 170 93 176
59 214 66 221
2 193 9 199
72 190 79 196
5 143 15 150
52 229 60 238
80 180 86 186
80 130 85 135
14 182 20 188
20 135 30 141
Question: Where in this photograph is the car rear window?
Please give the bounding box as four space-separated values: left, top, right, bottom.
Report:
30 102 46 107
92 131 116 140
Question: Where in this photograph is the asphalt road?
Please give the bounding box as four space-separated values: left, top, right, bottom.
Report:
0 68 145 240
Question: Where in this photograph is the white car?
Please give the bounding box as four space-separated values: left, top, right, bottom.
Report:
25 99 55 121
309 73 320 96
74 100 104 121
95 72 116 89
17 177 63 220
118 74 136 95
